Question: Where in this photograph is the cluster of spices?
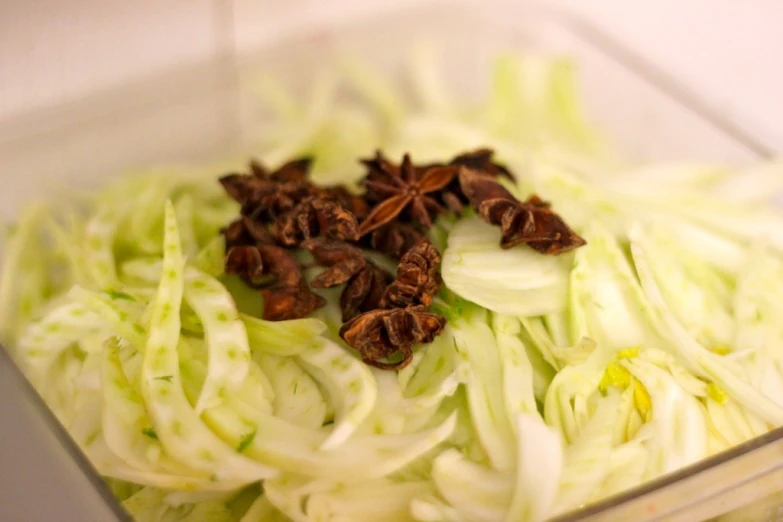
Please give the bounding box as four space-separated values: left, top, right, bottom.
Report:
218 149 585 370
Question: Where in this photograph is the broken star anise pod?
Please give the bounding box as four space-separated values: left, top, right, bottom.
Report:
319 185 370 222
302 238 392 321
450 148 514 181
367 222 425 260
380 238 441 309
459 167 586 254
226 244 325 320
274 197 359 247
225 245 265 283
358 153 458 236
222 216 275 250
220 157 317 222
338 306 446 370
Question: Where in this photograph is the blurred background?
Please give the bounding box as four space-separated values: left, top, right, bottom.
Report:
1 0 781 150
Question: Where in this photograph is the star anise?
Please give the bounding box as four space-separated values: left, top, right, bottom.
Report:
273 197 359 247
226 243 325 320
459 168 586 254
450 148 514 181
367 222 425 260
338 306 446 370
380 238 441 309
358 153 458 236
249 157 312 183
425 148 516 215
302 238 392 321
220 158 317 221
319 185 370 221
225 245 265 281
222 216 275 250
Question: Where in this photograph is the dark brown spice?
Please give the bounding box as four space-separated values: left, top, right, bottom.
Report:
380 238 441 309
368 222 425 260
225 246 264 281
220 158 318 222
358 153 457 236
274 197 359 247
218 148 583 369
459 167 586 253
303 238 392 321
449 148 514 181
254 245 326 320
338 306 446 370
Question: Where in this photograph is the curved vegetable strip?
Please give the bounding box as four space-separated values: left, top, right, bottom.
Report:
622 359 707 479
629 225 783 426
240 494 289 522
570 225 661 350
120 257 163 286
411 495 471 522
307 478 434 522
243 314 326 357
17 301 102 384
630 226 734 349
83 206 120 288
122 486 236 522
296 338 377 450
451 309 516 471
442 217 572 317
431 449 512 521
140 201 275 482
69 286 147 347
241 412 457 480
256 354 327 430
0 204 46 345
183 266 251 413
543 342 615 444
192 236 226 278
101 338 230 490
46 212 90 289
492 314 539 422
355 330 461 437
553 394 620 514
174 194 198 258
505 414 563 522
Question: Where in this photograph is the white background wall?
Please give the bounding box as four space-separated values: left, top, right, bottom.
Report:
1 0 782 150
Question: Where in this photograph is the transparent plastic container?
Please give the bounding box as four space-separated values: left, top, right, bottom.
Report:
0 1 780 521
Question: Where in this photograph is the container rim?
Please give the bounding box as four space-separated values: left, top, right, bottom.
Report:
0 2 779 521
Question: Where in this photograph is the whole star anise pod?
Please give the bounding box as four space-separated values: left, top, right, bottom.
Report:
274 197 359 247
380 238 441 309
358 153 458 236
459 168 586 254
338 306 446 370
302 238 392 321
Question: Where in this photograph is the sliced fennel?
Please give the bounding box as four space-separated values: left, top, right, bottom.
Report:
442 216 573 317
8 49 783 522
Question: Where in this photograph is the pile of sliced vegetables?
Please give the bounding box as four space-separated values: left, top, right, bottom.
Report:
3 51 783 522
